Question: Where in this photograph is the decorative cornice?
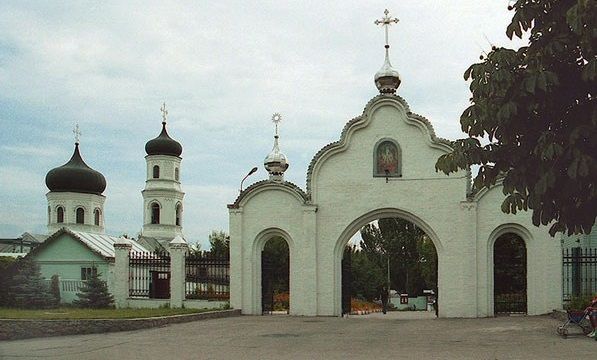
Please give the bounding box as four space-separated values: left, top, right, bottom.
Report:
227 180 309 209
305 94 454 195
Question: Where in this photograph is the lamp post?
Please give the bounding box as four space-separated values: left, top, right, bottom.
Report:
240 167 258 193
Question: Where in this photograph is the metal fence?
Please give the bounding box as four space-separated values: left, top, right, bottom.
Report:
129 251 171 298
562 247 597 300
185 252 230 300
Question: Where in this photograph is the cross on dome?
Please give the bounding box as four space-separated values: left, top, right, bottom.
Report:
160 102 168 124
272 112 282 136
73 123 82 144
373 9 402 94
374 9 399 48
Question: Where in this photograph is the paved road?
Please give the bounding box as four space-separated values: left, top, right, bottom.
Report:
0 313 595 359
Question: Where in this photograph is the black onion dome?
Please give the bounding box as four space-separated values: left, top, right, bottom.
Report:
45 143 107 195
145 123 182 157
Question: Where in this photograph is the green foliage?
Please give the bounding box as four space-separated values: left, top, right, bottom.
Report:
565 294 593 310
0 256 17 306
49 274 61 304
73 272 114 309
435 0 597 236
359 218 437 296
348 246 385 301
263 236 289 293
9 258 57 309
209 230 230 258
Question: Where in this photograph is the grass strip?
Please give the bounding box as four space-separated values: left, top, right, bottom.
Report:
0 307 217 320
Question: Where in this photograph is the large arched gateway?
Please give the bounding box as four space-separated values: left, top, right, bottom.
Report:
227 19 562 317
228 94 562 318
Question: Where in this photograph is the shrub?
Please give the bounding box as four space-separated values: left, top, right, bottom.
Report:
565 295 593 311
73 272 114 308
9 258 56 309
50 275 61 304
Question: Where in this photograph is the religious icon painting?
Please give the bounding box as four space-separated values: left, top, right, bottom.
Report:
375 140 401 176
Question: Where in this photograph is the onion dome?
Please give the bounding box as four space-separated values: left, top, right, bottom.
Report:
264 113 289 181
374 45 401 94
145 122 183 157
45 143 106 195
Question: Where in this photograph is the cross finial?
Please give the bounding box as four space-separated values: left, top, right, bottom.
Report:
374 9 399 47
271 112 282 136
73 123 81 144
160 102 168 124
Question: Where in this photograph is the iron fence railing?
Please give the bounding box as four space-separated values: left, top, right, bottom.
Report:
185 252 229 300
563 247 597 300
129 251 171 298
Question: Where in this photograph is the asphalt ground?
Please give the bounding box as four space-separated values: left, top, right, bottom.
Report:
0 312 595 359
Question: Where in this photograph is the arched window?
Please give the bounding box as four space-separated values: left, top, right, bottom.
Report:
48 206 51 224
175 203 182 226
151 203 160 224
175 168 179 181
76 208 85 224
57 207 64 223
373 139 402 177
94 208 101 226
153 165 160 179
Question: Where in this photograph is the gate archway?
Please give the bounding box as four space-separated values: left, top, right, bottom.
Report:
334 208 443 316
493 232 527 314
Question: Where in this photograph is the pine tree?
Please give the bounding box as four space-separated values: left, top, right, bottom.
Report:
73 272 114 308
9 258 57 309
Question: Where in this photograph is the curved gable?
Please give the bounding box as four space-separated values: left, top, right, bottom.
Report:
306 94 455 197
228 180 309 209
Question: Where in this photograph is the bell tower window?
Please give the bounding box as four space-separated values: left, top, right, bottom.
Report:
151 203 160 224
57 207 64 223
76 208 85 224
94 209 101 226
176 203 182 226
153 165 160 179
175 167 179 181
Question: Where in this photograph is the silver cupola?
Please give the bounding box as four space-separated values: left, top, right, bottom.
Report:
264 113 289 182
374 9 401 94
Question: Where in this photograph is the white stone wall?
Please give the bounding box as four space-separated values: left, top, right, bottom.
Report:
46 191 106 234
229 95 563 318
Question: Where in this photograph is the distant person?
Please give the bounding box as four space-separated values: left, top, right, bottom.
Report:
380 285 389 314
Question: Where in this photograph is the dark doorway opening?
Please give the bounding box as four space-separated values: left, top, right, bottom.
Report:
494 232 527 314
261 237 289 314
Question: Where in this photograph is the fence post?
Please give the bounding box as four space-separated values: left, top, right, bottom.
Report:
168 235 188 308
113 237 132 308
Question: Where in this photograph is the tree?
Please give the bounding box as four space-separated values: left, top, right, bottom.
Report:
74 271 114 308
209 230 230 258
262 236 289 293
9 258 56 309
348 246 385 301
0 256 17 306
435 0 596 236
359 218 437 295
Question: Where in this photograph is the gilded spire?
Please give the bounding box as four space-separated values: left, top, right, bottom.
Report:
374 9 401 94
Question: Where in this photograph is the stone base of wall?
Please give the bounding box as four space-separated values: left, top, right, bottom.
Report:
0 309 241 341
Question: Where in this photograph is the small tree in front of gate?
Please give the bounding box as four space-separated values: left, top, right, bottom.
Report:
74 272 114 308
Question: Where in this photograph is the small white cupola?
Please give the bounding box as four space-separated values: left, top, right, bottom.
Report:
264 113 289 182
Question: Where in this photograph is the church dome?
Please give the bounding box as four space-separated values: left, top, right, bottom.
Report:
145 122 183 157
374 45 401 94
45 143 106 195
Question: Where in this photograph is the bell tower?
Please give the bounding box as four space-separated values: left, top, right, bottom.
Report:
141 103 185 243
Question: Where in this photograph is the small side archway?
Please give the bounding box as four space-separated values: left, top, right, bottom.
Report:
487 223 532 316
333 208 443 316
252 228 295 315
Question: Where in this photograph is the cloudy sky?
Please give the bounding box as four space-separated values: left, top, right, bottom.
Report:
0 1 526 248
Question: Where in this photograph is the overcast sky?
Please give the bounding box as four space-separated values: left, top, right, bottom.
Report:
0 1 526 248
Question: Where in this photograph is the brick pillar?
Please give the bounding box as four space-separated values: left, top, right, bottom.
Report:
113 238 132 308
168 235 188 308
